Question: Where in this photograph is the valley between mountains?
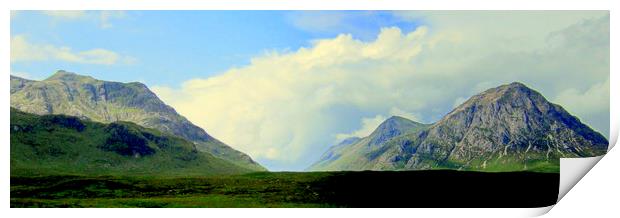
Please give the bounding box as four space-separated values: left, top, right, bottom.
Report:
10 70 608 208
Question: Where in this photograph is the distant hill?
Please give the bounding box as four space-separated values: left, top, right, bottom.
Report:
10 70 265 171
10 108 253 176
309 82 608 172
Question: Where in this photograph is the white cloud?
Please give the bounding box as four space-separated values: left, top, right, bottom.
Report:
153 26 433 163
334 107 422 143
153 12 609 170
555 79 610 122
335 115 387 142
389 107 421 122
10 35 135 65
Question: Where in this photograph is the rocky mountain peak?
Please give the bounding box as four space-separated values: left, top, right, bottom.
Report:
45 70 99 83
428 81 607 168
439 82 554 126
460 82 541 107
369 116 427 147
375 116 421 130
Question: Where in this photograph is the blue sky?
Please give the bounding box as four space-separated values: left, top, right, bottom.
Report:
11 11 610 171
11 11 420 87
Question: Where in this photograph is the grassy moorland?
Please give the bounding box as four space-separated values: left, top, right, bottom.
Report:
11 170 559 208
11 173 329 208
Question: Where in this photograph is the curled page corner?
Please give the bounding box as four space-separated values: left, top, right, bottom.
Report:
553 121 618 212
535 155 607 216
525 157 605 216
558 156 605 201
448 207 554 217
528 206 555 217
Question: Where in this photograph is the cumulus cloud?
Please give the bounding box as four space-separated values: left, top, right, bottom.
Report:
153 11 609 170
11 35 135 65
153 26 433 165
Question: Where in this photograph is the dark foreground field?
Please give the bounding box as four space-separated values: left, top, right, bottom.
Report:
11 170 559 208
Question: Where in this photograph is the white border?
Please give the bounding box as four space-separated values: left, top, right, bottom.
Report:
3 0 618 217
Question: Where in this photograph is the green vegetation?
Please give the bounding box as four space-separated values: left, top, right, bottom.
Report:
11 170 560 208
10 108 253 177
10 173 333 208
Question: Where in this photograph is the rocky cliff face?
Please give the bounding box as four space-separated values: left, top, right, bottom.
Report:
309 82 608 172
10 70 265 171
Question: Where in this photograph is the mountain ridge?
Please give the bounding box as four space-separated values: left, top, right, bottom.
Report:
308 82 608 172
10 70 265 171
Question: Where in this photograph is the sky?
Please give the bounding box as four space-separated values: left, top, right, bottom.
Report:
10 11 610 171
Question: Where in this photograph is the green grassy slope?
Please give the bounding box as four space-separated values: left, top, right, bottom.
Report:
10 108 253 177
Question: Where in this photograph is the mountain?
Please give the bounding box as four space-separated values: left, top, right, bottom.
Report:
368 116 430 147
10 108 253 176
10 70 265 171
308 116 430 171
309 82 608 172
